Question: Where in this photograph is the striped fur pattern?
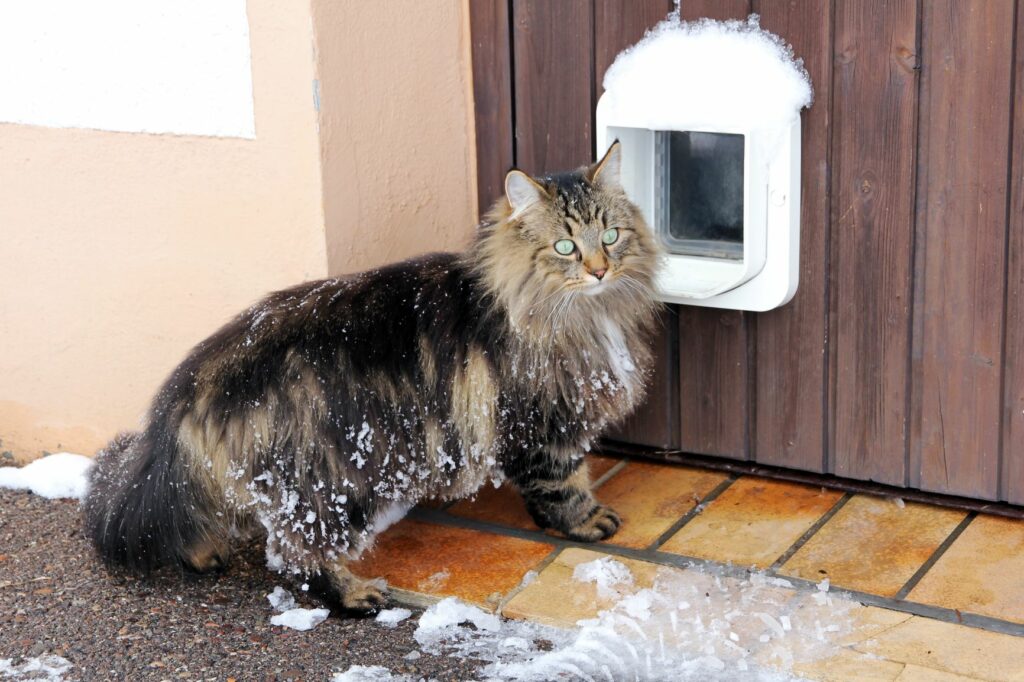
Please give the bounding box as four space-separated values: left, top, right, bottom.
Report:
84 143 662 613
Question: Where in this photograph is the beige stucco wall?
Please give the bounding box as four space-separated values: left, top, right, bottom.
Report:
0 0 477 462
313 0 478 275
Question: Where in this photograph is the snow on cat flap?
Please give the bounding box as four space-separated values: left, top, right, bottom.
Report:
601 14 812 132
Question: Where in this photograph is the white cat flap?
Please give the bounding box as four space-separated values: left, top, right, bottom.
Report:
595 16 812 311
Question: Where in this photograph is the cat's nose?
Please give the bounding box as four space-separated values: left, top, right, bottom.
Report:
590 268 607 280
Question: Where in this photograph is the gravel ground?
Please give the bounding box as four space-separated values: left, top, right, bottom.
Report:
0 489 482 681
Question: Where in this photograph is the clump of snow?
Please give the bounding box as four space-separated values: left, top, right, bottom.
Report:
398 559 869 681
0 453 93 500
415 598 500 646
375 607 413 628
572 556 635 598
267 586 296 612
601 14 812 132
270 607 330 631
0 655 73 681
332 666 413 682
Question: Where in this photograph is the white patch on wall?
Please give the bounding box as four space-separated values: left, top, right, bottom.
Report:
0 0 256 138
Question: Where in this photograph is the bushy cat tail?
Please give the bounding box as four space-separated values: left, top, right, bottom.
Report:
83 427 223 574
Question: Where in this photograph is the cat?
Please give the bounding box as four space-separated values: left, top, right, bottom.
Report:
83 142 663 613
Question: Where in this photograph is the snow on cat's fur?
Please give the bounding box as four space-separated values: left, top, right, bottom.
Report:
84 143 662 613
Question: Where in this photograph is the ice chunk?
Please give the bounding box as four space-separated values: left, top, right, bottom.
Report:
270 607 330 631
601 14 813 132
332 665 409 682
375 607 413 628
416 597 500 639
0 453 93 500
267 586 296 612
0 655 73 681
572 556 635 599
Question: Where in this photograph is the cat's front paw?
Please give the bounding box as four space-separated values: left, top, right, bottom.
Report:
565 504 621 542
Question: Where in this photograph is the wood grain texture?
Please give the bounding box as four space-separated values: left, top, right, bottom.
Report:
595 0 676 448
679 0 751 22
511 0 594 174
913 0 1016 499
675 0 752 460
1002 0 1024 505
468 0 514 217
610 307 681 448
828 0 919 485
752 0 832 472
678 307 750 457
594 0 672 94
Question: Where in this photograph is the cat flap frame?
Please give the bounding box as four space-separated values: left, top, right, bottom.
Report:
596 97 801 312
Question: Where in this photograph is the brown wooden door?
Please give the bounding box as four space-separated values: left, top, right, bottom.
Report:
468 0 1024 503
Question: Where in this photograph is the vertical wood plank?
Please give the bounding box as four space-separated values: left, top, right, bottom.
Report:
1002 0 1024 504
595 0 678 449
679 0 751 22
752 0 833 472
468 0 514 217
594 0 672 93
610 308 681 448
913 0 1016 499
511 0 593 174
678 307 750 456
676 0 752 460
829 0 919 485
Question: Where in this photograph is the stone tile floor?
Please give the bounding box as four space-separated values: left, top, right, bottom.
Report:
358 453 1024 681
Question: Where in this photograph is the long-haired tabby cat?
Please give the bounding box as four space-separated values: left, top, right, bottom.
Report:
84 142 662 613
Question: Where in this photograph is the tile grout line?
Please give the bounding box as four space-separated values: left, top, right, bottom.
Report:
645 475 738 551
495 546 564 615
769 491 853 572
893 511 977 601
408 506 1024 637
590 458 629 490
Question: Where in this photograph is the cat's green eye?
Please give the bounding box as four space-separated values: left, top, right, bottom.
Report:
554 239 576 255
601 228 619 246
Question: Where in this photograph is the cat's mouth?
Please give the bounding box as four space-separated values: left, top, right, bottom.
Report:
580 276 613 296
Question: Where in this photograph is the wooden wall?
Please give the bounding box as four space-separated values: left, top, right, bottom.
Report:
469 0 1024 503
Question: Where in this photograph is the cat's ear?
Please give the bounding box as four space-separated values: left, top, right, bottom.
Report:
589 141 622 190
504 170 547 219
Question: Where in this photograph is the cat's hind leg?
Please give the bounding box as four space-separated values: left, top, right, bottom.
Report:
305 560 389 615
512 456 621 542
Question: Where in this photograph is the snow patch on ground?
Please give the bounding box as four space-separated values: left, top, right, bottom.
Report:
601 14 813 131
375 607 413 628
270 607 330 631
343 558 870 681
331 665 417 682
267 586 296 612
0 655 73 681
0 453 93 500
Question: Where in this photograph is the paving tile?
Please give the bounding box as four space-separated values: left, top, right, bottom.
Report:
595 461 728 549
446 454 622 531
501 547 665 627
660 477 843 567
791 648 906 682
908 515 1024 624
503 546 798 637
351 519 554 609
778 495 966 597
853 615 1024 682
896 665 985 682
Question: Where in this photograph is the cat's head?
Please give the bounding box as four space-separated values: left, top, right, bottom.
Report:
475 142 662 333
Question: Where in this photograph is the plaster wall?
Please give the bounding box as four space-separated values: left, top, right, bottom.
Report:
0 0 478 463
312 0 479 275
0 0 328 461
